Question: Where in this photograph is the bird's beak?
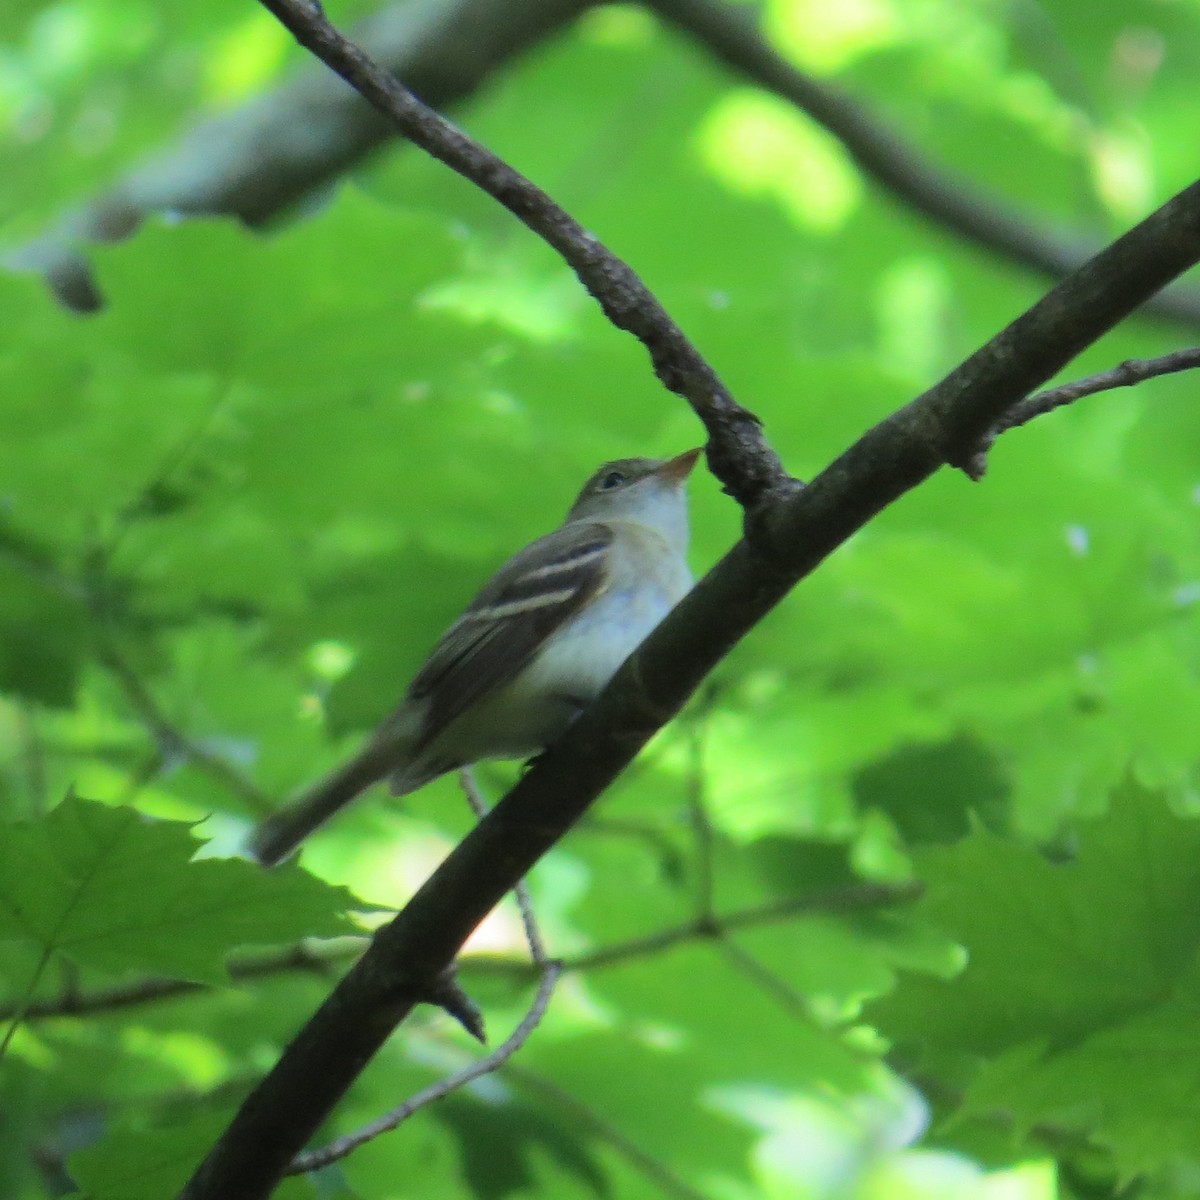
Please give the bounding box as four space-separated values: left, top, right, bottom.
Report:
656 447 703 485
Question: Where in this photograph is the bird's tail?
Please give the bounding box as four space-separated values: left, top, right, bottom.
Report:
248 740 399 867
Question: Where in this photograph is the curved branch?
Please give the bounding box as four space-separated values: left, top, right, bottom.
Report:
996 346 1200 435
256 0 787 508
290 962 561 1174
180 158 1200 1197
646 0 1200 332
965 346 1200 477
503 1064 713 1200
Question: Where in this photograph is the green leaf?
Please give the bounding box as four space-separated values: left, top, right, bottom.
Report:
868 777 1200 1175
870 777 1200 1053
0 794 357 985
962 961 1200 1176
68 1111 230 1200
853 736 1011 846
68 1109 319 1200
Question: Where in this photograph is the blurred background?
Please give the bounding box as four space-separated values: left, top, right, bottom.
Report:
2 0 1200 1196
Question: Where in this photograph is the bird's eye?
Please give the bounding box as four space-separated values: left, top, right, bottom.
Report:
598 470 627 491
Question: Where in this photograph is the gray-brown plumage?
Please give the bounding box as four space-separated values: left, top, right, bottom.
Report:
249 451 699 866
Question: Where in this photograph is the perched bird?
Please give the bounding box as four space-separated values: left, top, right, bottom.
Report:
250 449 701 865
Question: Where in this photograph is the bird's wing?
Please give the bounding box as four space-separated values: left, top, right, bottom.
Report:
404 520 613 752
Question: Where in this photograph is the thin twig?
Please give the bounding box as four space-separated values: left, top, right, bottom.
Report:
2 884 919 1023
256 0 790 508
459 769 548 964
95 639 274 816
966 346 1200 477
647 0 1200 332
556 882 923 974
714 937 818 1024
503 1064 712 1200
998 347 1200 434
285 768 560 1174
288 961 562 1174
0 941 357 1023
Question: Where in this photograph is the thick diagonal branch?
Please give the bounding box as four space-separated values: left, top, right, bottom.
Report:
179 157 1200 1200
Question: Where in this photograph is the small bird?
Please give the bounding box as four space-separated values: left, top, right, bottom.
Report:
250 449 701 865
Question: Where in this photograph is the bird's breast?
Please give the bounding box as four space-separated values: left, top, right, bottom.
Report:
529 529 691 700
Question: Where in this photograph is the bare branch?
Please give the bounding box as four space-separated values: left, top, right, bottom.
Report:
418 965 487 1042
714 937 818 1024
288 961 562 1175
256 0 789 507
0 941 355 1023
555 883 922 974
287 767 559 1175
177 0 1200 1188
646 0 1200 332
997 347 1200 435
4 885 915 1023
964 346 1200 478
459 769 549 965
504 1064 713 1200
5 0 592 312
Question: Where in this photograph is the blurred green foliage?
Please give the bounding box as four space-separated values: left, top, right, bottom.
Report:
2 0 1200 1197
